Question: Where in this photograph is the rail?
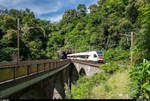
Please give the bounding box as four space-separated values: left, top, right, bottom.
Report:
0 59 70 84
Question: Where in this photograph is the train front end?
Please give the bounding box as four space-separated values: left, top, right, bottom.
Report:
96 50 104 63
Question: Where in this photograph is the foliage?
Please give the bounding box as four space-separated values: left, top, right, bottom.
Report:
133 1 150 65
71 61 130 99
89 4 98 13
0 0 149 69
129 59 150 99
71 72 108 99
100 62 120 74
104 47 130 62
0 9 51 61
1 1 150 99
0 47 17 62
91 70 131 99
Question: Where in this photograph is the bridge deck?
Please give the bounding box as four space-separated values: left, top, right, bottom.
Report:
0 63 70 98
0 59 101 98
0 59 69 84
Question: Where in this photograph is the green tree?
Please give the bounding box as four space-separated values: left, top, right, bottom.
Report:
89 4 98 13
77 4 87 17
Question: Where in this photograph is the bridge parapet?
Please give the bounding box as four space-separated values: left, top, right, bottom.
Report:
0 59 63 68
0 59 70 84
0 59 101 99
70 59 100 67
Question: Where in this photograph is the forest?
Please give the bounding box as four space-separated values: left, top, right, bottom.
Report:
0 0 150 99
0 0 149 64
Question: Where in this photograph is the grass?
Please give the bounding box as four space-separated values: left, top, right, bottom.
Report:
69 61 131 99
91 70 131 99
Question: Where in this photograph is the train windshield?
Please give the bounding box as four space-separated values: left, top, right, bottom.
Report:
96 51 103 56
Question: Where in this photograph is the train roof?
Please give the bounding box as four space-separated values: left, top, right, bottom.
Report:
67 50 102 56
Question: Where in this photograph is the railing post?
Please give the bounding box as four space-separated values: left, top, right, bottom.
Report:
53 61 54 69
55 61 57 68
49 62 51 70
56 61 57 68
60 61 61 66
37 64 39 73
51 62 53 69
63 60 65 65
13 66 16 80
57 61 59 67
44 63 45 71
58 61 60 67
27 65 30 75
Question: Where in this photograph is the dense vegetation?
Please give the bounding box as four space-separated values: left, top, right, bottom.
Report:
1 0 150 99
68 60 130 99
0 0 149 63
68 47 149 99
129 59 150 99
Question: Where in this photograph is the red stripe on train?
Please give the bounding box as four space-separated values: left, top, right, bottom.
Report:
98 57 103 59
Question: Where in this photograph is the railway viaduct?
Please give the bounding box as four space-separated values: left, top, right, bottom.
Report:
0 59 99 99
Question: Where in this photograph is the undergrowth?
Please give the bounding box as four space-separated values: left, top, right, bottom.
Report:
104 48 130 63
129 59 150 99
67 62 130 99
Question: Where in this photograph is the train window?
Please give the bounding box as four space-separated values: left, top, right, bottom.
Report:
94 54 97 58
97 51 103 56
81 56 84 58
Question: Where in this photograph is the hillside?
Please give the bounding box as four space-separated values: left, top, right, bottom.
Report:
0 0 150 99
0 0 150 63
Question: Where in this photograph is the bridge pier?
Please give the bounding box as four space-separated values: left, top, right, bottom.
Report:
17 68 71 99
53 69 66 99
35 76 56 99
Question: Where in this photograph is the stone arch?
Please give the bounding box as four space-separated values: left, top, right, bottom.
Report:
79 68 86 76
69 63 79 84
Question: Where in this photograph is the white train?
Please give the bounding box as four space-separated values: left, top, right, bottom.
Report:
67 50 104 63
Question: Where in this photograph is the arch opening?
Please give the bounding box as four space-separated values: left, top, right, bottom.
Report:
79 68 86 76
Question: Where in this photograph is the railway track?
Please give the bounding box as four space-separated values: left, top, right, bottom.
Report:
71 59 104 67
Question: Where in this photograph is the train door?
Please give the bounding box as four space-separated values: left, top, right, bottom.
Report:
87 54 92 61
93 54 98 61
85 55 88 61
